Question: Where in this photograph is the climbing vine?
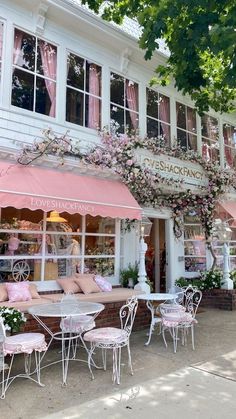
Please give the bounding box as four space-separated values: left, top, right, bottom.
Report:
17 128 235 239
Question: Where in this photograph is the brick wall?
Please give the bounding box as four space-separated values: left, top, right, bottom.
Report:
201 289 236 311
23 300 151 343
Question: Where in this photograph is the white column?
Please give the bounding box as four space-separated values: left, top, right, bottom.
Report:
221 243 233 290
134 234 150 294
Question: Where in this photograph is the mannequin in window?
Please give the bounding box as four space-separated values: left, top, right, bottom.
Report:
6 234 20 256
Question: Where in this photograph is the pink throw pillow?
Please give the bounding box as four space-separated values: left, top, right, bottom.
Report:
75 275 100 294
0 284 8 302
94 275 112 292
6 282 32 303
57 277 82 294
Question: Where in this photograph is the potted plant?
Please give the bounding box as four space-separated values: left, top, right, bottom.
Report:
120 263 139 288
0 307 27 334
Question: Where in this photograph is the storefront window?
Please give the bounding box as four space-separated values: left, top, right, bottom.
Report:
0 208 116 282
146 88 170 145
176 102 197 151
183 213 206 272
66 53 102 129
110 72 139 133
223 123 236 169
11 28 57 117
0 22 3 88
201 114 219 162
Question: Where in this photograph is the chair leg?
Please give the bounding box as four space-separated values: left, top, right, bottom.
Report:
87 344 95 380
127 341 133 376
172 327 178 353
1 355 14 399
191 325 195 350
112 348 120 384
102 348 107 370
162 328 168 348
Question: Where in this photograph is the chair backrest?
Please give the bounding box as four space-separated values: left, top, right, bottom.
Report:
119 296 138 336
182 286 202 318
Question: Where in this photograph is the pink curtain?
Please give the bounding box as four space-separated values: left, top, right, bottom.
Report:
187 107 197 150
223 126 233 167
159 95 170 143
39 40 57 117
126 80 138 130
88 64 100 129
13 29 23 66
202 143 211 161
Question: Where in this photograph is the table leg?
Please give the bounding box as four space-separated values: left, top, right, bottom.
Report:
145 301 155 346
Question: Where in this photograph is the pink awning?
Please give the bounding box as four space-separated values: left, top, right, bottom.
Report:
218 202 236 227
0 162 142 219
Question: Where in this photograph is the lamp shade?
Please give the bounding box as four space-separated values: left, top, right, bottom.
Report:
140 216 153 237
46 211 68 223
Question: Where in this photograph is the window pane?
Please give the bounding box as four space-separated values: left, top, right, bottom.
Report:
147 88 159 119
147 118 159 138
185 257 206 272
187 133 197 151
160 122 170 145
13 29 35 71
0 207 43 229
37 40 57 80
187 106 196 133
126 109 139 132
176 102 186 130
86 62 101 96
201 114 219 141
85 94 101 129
84 257 114 276
177 129 187 150
110 72 124 106
202 139 219 162
66 88 84 125
67 53 84 90
86 216 115 234
125 79 139 111
85 236 115 255
12 68 34 110
110 104 124 133
36 77 56 116
159 95 170 123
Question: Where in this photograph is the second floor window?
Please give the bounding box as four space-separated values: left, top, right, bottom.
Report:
66 53 102 129
0 22 4 88
146 88 170 146
223 123 236 169
176 102 197 151
201 114 219 162
110 72 139 133
11 29 57 117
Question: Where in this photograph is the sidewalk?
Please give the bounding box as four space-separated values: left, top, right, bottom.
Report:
1 308 236 418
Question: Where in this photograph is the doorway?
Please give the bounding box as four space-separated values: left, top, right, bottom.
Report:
145 218 166 292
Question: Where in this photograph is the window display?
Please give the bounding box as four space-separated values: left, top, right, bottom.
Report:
0 207 116 282
183 214 206 272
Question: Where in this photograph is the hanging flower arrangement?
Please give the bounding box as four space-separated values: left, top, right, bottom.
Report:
16 129 235 239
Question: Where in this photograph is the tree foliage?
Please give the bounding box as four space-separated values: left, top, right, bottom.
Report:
82 0 236 114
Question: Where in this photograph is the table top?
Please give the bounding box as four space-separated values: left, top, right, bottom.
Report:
137 293 178 301
28 301 105 318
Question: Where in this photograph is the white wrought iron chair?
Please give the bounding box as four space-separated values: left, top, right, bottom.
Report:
0 317 47 399
160 286 202 353
59 294 97 359
84 296 138 384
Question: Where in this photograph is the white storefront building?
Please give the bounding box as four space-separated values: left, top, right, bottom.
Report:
0 0 236 292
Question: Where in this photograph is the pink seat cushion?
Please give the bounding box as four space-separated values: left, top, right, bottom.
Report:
162 312 197 327
84 327 128 344
60 315 95 333
3 333 47 355
94 275 112 292
6 282 32 303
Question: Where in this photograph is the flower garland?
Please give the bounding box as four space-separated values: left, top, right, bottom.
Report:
16 129 235 239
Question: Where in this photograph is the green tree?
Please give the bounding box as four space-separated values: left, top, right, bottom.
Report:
82 0 236 114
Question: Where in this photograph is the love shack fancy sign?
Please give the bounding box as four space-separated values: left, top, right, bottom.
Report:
136 150 209 189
